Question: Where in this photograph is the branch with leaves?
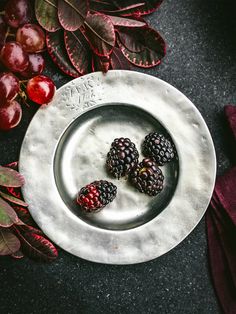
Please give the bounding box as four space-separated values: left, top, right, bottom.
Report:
35 0 166 75
0 162 58 261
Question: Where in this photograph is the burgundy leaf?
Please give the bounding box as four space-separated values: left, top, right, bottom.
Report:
3 187 22 200
3 161 18 170
90 0 116 12
13 206 36 226
118 29 144 52
64 30 91 75
103 0 163 16
83 13 115 57
92 55 110 73
0 191 28 207
14 227 58 262
18 224 43 235
133 0 163 16
0 166 25 187
90 2 146 16
110 47 131 70
35 0 61 32
46 30 80 77
58 0 88 31
11 250 24 259
0 197 19 227
117 27 166 68
107 15 146 27
0 229 21 255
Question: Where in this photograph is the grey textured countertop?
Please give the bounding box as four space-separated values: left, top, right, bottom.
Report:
0 0 236 313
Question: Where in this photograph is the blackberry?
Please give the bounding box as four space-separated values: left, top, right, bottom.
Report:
142 132 176 166
106 137 139 178
130 158 164 196
77 180 117 212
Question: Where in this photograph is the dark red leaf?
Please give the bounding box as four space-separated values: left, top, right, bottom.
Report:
0 166 25 187
110 47 131 70
83 13 115 57
64 30 91 75
3 161 18 170
0 191 28 207
14 226 58 262
90 1 145 16
90 0 116 12
0 197 19 227
117 27 166 68
13 206 36 226
46 30 80 77
18 225 43 235
58 0 88 31
118 29 143 52
103 0 163 16
132 0 163 15
92 55 110 73
0 228 21 255
11 250 24 259
107 15 146 27
3 186 22 200
35 0 61 32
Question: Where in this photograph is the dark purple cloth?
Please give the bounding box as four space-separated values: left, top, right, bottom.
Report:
206 105 236 314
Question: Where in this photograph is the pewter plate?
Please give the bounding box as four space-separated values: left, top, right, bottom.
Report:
19 71 216 264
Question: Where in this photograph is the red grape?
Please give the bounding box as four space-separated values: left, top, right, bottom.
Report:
0 72 20 105
0 41 29 72
20 53 45 78
26 75 56 105
0 16 7 51
4 0 32 28
16 24 45 53
0 100 22 131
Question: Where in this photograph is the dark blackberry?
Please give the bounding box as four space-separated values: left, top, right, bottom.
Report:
77 180 117 212
130 158 164 196
142 132 176 166
106 137 139 178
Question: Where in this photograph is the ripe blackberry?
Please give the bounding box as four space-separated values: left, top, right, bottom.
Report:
142 132 176 166
130 158 164 196
77 180 117 212
106 137 139 178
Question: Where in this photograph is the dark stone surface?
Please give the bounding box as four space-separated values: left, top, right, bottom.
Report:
1 0 236 313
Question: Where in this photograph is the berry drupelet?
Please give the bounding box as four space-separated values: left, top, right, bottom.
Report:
77 180 117 212
142 132 176 166
106 137 139 178
130 158 164 196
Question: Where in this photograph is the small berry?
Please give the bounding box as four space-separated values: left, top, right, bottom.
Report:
0 42 29 73
0 72 19 106
26 75 55 105
130 158 164 196
16 24 45 53
77 180 117 212
0 100 22 131
106 137 139 178
142 132 176 165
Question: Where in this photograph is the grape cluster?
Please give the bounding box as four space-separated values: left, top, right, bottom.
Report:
0 0 55 131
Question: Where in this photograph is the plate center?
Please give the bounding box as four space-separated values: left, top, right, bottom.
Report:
54 104 179 230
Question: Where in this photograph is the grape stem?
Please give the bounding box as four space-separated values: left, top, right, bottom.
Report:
0 11 4 15
4 27 10 42
19 80 28 84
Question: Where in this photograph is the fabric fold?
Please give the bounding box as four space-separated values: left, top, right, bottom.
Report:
206 105 236 314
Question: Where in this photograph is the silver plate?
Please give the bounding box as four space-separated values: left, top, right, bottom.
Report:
19 71 216 264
